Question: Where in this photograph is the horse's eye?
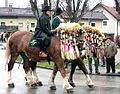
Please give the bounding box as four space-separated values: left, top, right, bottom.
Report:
79 40 84 43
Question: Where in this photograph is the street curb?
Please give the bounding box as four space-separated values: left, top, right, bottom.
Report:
36 66 53 70
15 62 120 76
100 73 120 76
15 62 53 70
89 73 120 76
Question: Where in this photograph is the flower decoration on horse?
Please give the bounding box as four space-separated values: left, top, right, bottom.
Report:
52 23 105 60
82 25 105 55
54 23 85 60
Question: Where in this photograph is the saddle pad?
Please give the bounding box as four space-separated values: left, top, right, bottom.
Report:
29 35 52 49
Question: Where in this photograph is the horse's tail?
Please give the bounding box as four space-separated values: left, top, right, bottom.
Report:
4 36 11 65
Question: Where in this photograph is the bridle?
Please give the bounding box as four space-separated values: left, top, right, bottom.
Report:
76 29 85 51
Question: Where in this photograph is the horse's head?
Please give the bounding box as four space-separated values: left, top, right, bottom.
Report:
76 29 85 51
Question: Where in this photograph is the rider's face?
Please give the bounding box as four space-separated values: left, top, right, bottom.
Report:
46 11 51 16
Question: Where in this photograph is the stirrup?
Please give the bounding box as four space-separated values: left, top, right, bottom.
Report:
39 52 47 57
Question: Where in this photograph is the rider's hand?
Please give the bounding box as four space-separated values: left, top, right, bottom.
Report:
51 30 57 35
51 30 57 32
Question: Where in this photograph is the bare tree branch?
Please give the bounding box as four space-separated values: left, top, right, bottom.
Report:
76 0 81 12
78 0 88 21
56 0 60 9
49 0 51 7
30 0 39 20
66 0 72 19
73 0 75 12
44 0 48 6
30 0 89 22
114 0 120 14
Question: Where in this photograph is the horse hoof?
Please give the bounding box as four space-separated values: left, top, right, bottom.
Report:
67 88 74 93
50 86 57 90
26 82 37 89
70 82 76 87
30 84 37 89
88 85 94 88
25 82 29 86
8 83 15 88
69 80 76 87
36 81 43 86
25 77 27 81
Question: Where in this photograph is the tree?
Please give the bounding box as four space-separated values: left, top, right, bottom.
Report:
55 0 89 22
44 0 48 6
114 0 120 14
30 0 39 20
30 0 89 22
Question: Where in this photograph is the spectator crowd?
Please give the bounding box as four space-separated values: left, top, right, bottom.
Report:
85 36 118 74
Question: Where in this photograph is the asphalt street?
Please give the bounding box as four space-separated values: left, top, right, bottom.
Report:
0 43 120 94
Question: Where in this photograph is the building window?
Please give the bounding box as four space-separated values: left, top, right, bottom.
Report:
31 23 35 28
80 23 84 26
1 22 5 26
103 21 107 26
10 21 13 23
91 23 95 27
19 23 23 27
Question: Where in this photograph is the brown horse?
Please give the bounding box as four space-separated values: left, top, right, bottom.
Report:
4 30 94 92
4 31 73 92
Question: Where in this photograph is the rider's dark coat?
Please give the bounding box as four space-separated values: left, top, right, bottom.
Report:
34 13 53 41
33 13 53 48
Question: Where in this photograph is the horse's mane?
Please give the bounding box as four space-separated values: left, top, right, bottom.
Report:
54 23 82 60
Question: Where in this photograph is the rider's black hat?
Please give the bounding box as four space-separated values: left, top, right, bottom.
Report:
56 7 63 15
42 6 52 11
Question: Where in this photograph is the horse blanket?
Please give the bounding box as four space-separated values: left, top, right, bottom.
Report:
29 35 52 50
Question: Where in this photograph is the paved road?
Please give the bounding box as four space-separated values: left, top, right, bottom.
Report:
0 45 120 94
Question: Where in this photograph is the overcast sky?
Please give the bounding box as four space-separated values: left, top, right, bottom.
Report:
0 0 115 9
0 0 44 8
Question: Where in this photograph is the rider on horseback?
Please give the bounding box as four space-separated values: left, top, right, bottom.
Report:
31 6 54 57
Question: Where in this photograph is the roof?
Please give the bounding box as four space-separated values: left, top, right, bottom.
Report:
91 3 120 20
0 7 36 18
0 6 108 21
81 11 108 20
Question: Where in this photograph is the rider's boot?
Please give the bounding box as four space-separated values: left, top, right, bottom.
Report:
39 51 47 57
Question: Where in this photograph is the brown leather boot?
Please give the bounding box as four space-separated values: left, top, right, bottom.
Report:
39 52 47 57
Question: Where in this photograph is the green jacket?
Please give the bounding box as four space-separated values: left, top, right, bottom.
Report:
52 16 62 29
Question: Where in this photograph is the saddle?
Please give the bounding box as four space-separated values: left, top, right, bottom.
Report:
29 35 52 58
29 35 52 50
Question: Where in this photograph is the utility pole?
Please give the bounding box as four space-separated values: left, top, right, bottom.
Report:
5 0 8 7
100 0 102 4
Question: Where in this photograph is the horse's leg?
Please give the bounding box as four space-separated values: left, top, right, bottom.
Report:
68 60 77 87
48 38 73 92
7 54 18 88
48 63 58 90
29 61 43 86
20 52 36 88
77 58 94 88
54 59 73 91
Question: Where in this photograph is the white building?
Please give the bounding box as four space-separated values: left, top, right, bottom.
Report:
91 3 120 41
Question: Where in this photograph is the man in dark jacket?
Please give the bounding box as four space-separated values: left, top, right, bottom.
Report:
33 6 54 57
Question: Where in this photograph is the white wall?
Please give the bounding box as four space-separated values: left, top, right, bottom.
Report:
93 6 117 37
